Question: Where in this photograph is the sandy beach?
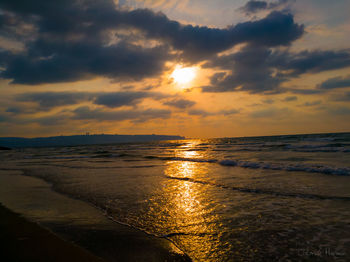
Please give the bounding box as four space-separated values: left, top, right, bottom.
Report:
0 203 105 262
0 170 191 262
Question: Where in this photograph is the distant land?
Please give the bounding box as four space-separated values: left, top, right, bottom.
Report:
0 134 185 148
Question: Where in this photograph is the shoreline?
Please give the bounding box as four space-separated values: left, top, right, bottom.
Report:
0 170 191 262
0 203 105 262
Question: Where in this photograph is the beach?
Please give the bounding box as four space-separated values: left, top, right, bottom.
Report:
0 133 349 261
0 170 190 261
0 203 105 262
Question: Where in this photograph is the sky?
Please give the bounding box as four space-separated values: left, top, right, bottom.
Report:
0 0 349 138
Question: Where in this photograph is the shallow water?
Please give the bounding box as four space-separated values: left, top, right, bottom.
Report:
1 132 350 261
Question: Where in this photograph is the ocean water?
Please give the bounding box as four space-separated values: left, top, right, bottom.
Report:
1 132 350 261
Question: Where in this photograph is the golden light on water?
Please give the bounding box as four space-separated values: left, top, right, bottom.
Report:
171 66 197 85
154 140 220 259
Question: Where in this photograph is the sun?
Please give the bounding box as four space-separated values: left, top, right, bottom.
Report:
171 66 197 85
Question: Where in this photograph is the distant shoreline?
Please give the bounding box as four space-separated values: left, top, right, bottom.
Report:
0 134 185 148
1 131 349 149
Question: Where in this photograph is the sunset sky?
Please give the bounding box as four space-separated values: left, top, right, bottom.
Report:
0 0 349 138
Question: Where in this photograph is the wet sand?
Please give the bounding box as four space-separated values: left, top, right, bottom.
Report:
0 203 106 262
0 170 191 262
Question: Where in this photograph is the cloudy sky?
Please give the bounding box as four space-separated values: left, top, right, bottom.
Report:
0 0 349 138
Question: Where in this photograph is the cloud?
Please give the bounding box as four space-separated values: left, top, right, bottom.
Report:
0 0 304 84
331 91 350 102
250 107 290 118
0 110 70 125
33 114 69 126
202 44 285 93
239 0 292 15
5 107 21 114
2 0 347 101
1 103 172 126
163 98 195 109
72 106 171 122
202 45 350 94
240 1 268 14
188 109 210 116
327 106 350 116
0 10 35 45
1 41 171 85
121 9 303 61
188 108 239 117
16 92 93 109
287 88 323 95
15 91 168 110
95 91 158 108
283 96 297 102
303 100 322 107
228 11 303 48
317 75 350 89
0 114 9 122
0 1 172 84
218 109 240 116
273 50 350 76
262 98 274 104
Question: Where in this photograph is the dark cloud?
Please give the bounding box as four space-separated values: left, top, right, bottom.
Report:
188 108 239 117
4 0 346 98
15 91 168 110
317 75 350 90
0 10 35 42
0 110 70 125
163 98 195 109
0 0 172 84
303 100 322 107
283 96 297 102
4 104 39 115
271 50 350 76
202 44 285 93
202 45 350 93
0 0 304 84
5 107 21 114
2 103 172 125
188 109 210 116
72 106 171 122
0 114 9 122
95 92 152 108
239 0 292 15
240 1 268 14
120 9 303 61
1 41 171 85
33 114 69 126
229 11 303 48
287 88 323 95
16 92 93 108
331 92 350 102
0 11 16 31
327 106 350 116
262 98 274 104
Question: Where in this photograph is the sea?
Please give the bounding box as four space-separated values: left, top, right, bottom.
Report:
1 132 350 261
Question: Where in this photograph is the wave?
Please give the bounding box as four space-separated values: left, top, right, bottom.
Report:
152 156 350 176
286 143 350 153
165 176 350 201
22 152 350 176
212 143 350 153
218 159 350 176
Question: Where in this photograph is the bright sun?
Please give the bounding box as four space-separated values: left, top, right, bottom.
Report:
171 66 196 85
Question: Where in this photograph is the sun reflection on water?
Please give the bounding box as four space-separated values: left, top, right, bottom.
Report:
157 141 224 260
